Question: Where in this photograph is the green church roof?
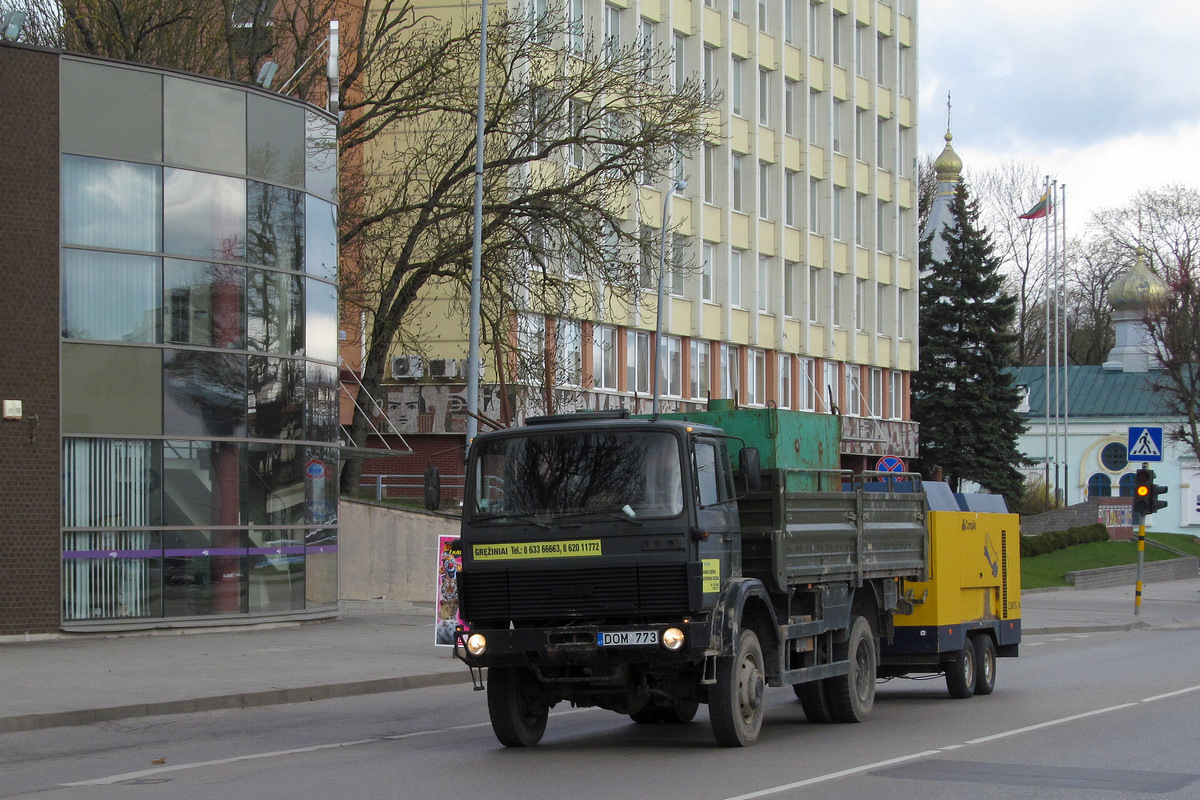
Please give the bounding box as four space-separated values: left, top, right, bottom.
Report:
1008 365 1175 418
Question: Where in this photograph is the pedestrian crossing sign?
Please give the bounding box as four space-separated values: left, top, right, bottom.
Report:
1127 426 1163 462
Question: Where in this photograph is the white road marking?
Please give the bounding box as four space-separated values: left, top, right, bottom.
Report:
64 686 1200 791
717 686 1200 800
62 709 595 787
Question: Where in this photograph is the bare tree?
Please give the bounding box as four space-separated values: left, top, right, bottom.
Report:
336 6 716 492
1064 236 1123 365
1145 266 1200 461
974 160 1052 366
1091 184 1200 283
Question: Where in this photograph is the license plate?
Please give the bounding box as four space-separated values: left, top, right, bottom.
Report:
597 630 658 646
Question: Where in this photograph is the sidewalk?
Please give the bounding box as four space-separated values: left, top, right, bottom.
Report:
3 580 1199 735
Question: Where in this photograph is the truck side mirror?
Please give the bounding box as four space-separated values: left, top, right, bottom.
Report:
740 447 762 492
424 464 441 511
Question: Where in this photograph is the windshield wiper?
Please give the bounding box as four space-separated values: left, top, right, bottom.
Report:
553 507 644 526
473 513 550 529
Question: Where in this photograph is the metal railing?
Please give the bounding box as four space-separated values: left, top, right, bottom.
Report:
359 473 465 501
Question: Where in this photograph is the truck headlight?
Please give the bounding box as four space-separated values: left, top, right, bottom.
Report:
662 627 685 651
466 633 487 656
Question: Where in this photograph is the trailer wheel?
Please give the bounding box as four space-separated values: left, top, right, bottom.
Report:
974 635 997 696
710 629 765 746
828 616 877 723
487 666 549 747
946 643 976 699
795 680 835 724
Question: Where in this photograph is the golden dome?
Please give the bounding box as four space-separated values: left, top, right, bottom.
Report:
1109 248 1169 311
933 131 962 181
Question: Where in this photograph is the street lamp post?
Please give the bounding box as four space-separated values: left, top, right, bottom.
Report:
652 179 687 417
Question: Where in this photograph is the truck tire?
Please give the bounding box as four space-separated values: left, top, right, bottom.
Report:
827 616 876 723
945 643 976 699
710 629 766 747
974 635 997 696
487 666 549 747
794 681 834 724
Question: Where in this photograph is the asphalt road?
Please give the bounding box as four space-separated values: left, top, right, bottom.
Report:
3 626 1199 800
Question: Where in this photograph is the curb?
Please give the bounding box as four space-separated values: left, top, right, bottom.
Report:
0 670 477 735
1023 622 1150 636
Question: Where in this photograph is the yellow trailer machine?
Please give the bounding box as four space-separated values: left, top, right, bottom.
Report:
879 510 1022 698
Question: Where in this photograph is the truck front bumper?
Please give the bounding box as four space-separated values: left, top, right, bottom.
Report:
454 620 712 674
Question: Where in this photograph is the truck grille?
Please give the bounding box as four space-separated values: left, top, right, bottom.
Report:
461 563 689 621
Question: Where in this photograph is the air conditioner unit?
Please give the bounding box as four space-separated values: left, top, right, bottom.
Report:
391 356 424 379
427 358 460 379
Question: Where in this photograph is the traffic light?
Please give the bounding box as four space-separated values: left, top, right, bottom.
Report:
1133 468 1168 517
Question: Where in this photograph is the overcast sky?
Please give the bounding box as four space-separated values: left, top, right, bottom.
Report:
919 0 1200 224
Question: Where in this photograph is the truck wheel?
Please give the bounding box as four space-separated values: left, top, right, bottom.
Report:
945 643 976 699
974 635 997 696
487 666 549 747
710 629 766 747
828 616 877 723
794 681 834 724
662 695 700 724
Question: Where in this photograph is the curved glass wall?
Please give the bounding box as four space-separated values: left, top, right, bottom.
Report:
59 59 338 625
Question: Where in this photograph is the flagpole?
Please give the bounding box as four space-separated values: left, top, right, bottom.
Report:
1051 181 1060 506
1061 184 1069 504
1043 175 1052 505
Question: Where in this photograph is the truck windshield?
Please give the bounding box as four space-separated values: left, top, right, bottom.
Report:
471 429 684 520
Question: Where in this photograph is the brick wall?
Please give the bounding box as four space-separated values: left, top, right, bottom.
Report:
358 434 467 502
0 44 61 635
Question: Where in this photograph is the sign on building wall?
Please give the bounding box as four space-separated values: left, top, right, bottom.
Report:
435 535 465 645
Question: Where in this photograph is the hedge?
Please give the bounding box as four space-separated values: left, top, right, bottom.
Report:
1020 523 1109 558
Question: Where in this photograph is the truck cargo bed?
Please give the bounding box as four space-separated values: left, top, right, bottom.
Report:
739 470 928 593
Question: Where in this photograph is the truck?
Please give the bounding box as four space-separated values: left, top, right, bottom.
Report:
447 404 1020 747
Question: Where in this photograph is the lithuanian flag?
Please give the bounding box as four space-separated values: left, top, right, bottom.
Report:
1019 190 1052 220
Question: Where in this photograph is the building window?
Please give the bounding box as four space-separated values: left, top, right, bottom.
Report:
785 170 798 227
702 242 715 301
855 108 866 161
627 329 652 393
568 0 585 53
784 0 795 43
732 58 745 117
593 324 618 389
673 33 686 89
1118 473 1138 497
832 272 844 327
855 278 866 331
720 344 740 399
808 269 820 322
777 354 793 408
1101 442 1129 471
747 349 767 405
810 177 821 232
784 260 798 317
730 248 744 307
854 23 867 77
855 192 868 247
809 90 821 144
641 17 656 73
759 68 771 126
809 2 820 55
732 0 742 20
784 79 797 136
832 12 844 67
691 340 711 398
799 357 815 410
1087 473 1112 499
557 318 583 386
832 99 844 153
822 360 838 412
732 154 746 212
758 256 770 311
844 364 861 416
889 370 903 419
704 144 717 204
759 160 770 219
869 367 883 417
704 45 717 98
604 4 622 62
517 312 546 383
877 200 889 252
661 335 683 396
833 186 845 240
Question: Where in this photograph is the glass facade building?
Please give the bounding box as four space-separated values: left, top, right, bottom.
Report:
57 58 339 626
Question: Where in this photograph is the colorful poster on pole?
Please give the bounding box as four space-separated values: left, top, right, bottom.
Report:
435 535 465 646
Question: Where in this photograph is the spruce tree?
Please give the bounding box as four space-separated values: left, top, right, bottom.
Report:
913 180 1027 503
